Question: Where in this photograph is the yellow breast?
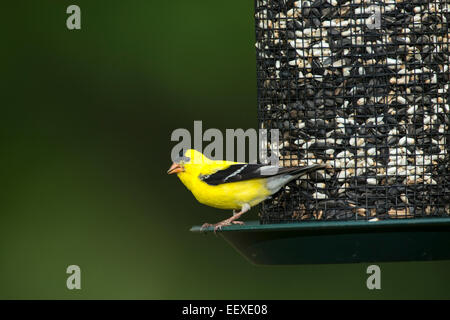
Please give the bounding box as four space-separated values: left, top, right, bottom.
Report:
178 173 271 210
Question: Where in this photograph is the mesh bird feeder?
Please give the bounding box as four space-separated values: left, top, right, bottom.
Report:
192 0 450 265
255 0 450 223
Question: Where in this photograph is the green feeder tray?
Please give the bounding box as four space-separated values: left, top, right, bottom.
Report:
190 218 450 265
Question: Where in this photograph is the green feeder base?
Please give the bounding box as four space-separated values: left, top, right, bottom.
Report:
190 218 450 265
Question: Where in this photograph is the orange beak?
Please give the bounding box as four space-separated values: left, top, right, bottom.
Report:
167 162 184 174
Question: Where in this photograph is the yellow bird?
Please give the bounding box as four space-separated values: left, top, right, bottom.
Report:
167 149 325 231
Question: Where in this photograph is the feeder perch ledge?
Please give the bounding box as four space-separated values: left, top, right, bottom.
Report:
190 218 450 265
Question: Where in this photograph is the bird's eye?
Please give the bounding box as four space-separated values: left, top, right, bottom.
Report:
174 155 190 164
181 156 191 163
177 149 191 163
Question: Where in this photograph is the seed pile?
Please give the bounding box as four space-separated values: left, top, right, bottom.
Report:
255 0 450 222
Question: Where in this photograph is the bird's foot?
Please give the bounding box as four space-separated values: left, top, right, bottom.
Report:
200 205 249 233
212 220 231 232
199 221 230 233
200 222 213 231
200 219 245 232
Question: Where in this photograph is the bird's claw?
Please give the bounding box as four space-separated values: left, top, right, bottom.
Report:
200 223 213 231
200 222 225 232
200 221 230 233
200 220 245 233
213 221 231 232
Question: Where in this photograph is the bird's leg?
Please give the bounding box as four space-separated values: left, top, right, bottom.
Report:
231 209 243 224
200 204 251 232
228 210 245 225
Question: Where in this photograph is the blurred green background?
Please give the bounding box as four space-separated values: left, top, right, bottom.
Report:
1 0 449 299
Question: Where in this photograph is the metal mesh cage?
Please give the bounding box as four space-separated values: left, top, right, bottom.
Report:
255 0 450 222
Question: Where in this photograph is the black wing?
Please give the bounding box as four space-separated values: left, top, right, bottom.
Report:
199 163 325 186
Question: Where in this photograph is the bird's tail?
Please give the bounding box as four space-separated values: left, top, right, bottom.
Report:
265 163 327 194
288 163 327 178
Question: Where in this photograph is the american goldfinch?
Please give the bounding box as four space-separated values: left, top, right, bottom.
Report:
167 149 325 231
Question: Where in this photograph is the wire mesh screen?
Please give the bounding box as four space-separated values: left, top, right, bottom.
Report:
255 0 450 222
